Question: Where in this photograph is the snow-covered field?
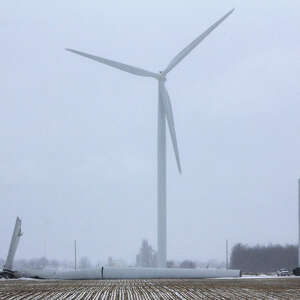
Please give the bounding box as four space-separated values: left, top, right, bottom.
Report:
1 277 300 299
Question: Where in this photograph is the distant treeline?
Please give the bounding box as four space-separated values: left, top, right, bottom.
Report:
0 257 91 271
0 257 226 271
230 243 297 273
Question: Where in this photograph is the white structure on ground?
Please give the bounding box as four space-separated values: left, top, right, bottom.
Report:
66 9 234 267
20 266 240 280
3 217 22 272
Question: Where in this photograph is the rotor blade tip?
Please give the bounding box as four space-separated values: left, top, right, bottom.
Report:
65 48 79 54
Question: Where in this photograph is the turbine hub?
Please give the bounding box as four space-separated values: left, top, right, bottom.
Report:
158 71 167 82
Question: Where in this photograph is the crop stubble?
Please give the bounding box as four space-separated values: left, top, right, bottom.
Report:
1 277 300 299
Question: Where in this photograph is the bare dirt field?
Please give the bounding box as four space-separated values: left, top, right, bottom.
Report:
1 277 300 299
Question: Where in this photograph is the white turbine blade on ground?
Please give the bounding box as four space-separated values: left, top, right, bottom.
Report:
66 48 159 79
163 9 234 75
161 84 182 173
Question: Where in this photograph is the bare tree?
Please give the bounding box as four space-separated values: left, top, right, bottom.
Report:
79 256 91 269
167 260 175 268
231 243 297 273
0 258 4 269
180 260 196 269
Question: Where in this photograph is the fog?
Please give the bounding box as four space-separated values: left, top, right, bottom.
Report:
1 0 300 265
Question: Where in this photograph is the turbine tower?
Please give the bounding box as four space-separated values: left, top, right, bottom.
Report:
66 9 234 267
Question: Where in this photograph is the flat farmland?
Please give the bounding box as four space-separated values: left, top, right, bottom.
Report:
1 277 300 299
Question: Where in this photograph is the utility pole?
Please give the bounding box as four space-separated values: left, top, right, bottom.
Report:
298 179 300 267
226 240 229 270
44 239 47 259
74 240 77 271
292 179 300 276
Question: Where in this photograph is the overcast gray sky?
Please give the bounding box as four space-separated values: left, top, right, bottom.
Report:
1 0 300 265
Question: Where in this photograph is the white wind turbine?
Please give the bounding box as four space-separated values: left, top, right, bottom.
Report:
66 9 234 268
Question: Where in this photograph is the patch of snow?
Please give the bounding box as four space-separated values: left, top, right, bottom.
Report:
16 277 42 281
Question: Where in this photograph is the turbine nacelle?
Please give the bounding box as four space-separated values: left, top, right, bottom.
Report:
158 72 167 82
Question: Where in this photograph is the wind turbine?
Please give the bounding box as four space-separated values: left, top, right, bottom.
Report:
66 9 234 268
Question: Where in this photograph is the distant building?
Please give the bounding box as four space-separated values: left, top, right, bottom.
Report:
136 239 157 267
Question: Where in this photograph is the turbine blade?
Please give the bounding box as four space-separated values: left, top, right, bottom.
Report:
163 9 234 75
161 84 182 173
66 48 159 79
